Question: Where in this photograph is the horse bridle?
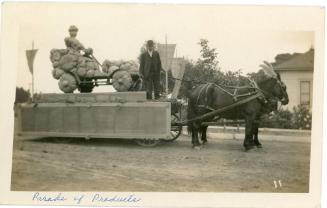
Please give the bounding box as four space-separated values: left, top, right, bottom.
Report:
267 78 288 104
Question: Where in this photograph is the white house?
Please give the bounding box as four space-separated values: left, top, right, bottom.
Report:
273 48 314 110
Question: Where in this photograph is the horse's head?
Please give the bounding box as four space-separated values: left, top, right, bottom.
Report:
274 73 289 105
259 62 289 105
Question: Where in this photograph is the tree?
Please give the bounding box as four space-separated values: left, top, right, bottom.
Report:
196 39 219 71
183 39 221 83
179 39 248 97
15 87 31 103
178 39 222 98
176 39 254 98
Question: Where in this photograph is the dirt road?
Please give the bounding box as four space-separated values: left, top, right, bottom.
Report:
11 133 310 192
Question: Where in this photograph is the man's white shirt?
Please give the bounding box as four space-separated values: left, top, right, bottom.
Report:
147 50 153 57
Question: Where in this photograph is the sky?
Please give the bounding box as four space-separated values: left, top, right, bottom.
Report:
15 4 314 93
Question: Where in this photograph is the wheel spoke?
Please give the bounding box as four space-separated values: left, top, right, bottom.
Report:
163 114 182 142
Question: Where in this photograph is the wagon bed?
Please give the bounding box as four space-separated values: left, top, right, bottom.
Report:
17 92 173 145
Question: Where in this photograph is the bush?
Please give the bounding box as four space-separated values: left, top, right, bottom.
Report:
260 108 293 129
15 87 31 103
292 105 312 130
260 105 312 130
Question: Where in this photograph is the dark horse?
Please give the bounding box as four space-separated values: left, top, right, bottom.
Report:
186 62 289 151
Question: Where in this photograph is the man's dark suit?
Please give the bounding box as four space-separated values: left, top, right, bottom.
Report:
139 50 162 99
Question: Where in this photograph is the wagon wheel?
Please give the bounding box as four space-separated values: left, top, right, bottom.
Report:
134 139 161 147
78 83 94 93
78 78 94 93
163 113 182 142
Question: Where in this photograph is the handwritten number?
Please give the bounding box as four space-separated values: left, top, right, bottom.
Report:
273 180 283 189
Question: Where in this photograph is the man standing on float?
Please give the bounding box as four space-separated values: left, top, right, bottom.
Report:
139 40 162 100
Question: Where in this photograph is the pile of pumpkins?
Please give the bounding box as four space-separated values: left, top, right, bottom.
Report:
50 49 139 93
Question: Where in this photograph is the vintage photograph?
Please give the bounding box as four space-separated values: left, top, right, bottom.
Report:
0 2 324 208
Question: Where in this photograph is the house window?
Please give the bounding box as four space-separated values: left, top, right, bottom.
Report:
300 81 310 106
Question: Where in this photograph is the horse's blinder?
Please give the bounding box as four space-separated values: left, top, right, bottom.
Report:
276 79 289 105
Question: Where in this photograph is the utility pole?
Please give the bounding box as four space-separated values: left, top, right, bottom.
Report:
165 35 169 97
31 41 35 101
26 40 38 102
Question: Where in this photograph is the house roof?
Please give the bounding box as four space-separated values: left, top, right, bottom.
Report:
274 49 314 72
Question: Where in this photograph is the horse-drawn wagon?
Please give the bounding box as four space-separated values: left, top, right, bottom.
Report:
18 28 289 150
17 60 289 151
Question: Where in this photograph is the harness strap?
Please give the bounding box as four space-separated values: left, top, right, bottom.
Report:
195 83 213 110
179 93 263 125
197 105 216 111
196 79 261 109
196 84 209 105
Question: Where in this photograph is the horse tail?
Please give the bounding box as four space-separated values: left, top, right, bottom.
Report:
187 98 195 135
184 80 193 98
187 101 205 137
186 112 192 135
186 83 215 137
187 126 192 135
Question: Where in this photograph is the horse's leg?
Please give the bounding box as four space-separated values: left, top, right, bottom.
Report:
192 123 201 148
191 126 197 146
253 120 262 148
243 115 255 151
201 125 208 145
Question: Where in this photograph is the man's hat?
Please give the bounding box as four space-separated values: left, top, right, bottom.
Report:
146 40 154 47
68 25 78 32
